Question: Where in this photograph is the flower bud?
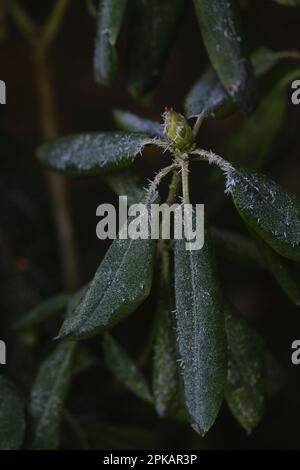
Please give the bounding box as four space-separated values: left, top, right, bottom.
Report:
163 109 195 152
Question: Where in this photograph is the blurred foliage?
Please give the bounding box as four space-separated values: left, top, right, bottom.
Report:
1 0 300 450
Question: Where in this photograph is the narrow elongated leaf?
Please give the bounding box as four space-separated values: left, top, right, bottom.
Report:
185 47 290 118
94 0 127 85
211 226 264 269
37 132 150 176
250 230 300 306
229 168 300 262
193 0 257 113
113 110 164 137
152 285 187 421
0 376 25 450
224 87 286 169
225 307 265 434
127 0 185 98
104 169 145 205
103 333 152 403
28 341 76 449
174 223 227 435
185 67 233 119
58 236 156 339
14 294 70 330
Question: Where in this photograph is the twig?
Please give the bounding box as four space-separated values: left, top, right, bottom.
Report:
11 0 79 291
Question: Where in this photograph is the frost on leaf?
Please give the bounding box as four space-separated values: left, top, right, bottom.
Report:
174 220 227 435
229 168 300 262
0 376 25 450
28 341 76 450
225 307 265 434
37 132 150 175
58 236 156 339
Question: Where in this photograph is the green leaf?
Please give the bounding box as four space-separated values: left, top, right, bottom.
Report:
184 47 292 118
224 87 286 169
104 169 145 205
211 226 264 269
103 333 152 403
127 0 185 98
94 0 127 86
14 293 70 330
250 230 300 306
58 236 156 339
193 0 257 114
229 168 300 262
185 67 233 119
28 341 76 449
225 306 265 434
174 222 227 435
113 109 164 137
0 376 25 450
37 132 150 176
152 284 187 421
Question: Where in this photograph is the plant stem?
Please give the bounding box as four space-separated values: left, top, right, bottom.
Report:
11 0 79 291
193 115 204 137
181 160 190 205
35 53 79 291
146 162 180 202
191 148 234 173
166 171 181 206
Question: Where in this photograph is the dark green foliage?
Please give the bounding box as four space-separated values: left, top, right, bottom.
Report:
103 333 152 403
0 376 25 450
58 236 156 339
229 168 300 262
225 307 265 434
152 281 187 421
37 133 150 175
193 0 257 113
28 342 76 449
14 294 70 330
94 0 127 85
174 223 227 435
127 0 185 98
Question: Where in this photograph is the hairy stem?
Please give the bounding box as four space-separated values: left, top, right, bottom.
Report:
191 148 234 173
181 160 190 205
146 162 180 203
193 115 204 137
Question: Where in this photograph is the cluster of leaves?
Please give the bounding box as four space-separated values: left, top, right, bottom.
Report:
2 0 300 450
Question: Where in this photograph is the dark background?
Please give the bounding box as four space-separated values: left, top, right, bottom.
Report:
1 0 300 449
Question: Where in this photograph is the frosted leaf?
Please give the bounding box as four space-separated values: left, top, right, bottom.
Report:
0 376 25 450
152 284 187 420
230 168 300 262
193 0 257 113
113 109 164 138
185 68 231 118
103 333 152 403
225 306 265 434
58 236 156 339
28 341 76 450
127 0 185 98
250 230 300 306
37 132 150 176
174 219 227 435
94 0 127 85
